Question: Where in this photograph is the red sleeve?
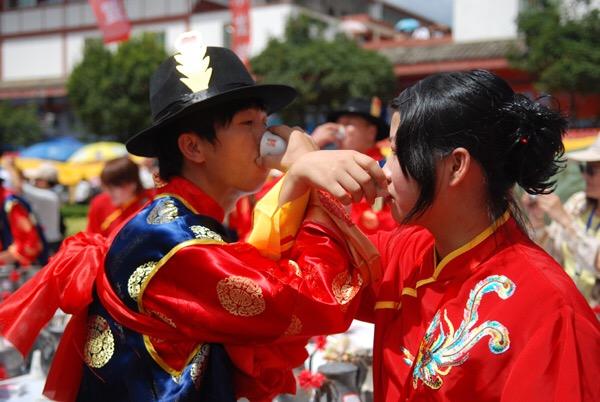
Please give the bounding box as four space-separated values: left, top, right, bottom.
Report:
5 202 43 265
501 306 600 401
143 220 361 344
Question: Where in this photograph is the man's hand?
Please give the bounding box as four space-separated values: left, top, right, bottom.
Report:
257 125 318 172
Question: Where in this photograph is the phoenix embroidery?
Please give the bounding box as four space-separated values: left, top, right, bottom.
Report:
403 275 515 389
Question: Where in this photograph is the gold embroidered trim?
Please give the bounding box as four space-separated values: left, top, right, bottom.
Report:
216 275 266 317
401 211 511 299
189 343 211 389
83 315 115 368
374 301 402 310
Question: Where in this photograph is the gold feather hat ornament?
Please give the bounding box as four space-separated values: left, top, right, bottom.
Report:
126 30 297 157
327 97 390 142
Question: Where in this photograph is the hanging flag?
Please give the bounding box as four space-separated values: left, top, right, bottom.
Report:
89 0 131 44
230 0 251 65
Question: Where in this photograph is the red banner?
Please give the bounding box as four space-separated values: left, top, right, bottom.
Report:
89 0 131 44
230 0 251 65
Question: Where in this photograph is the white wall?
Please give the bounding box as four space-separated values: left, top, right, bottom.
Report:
250 4 297 55
189 10 229 49
453 0 520 42
3 35 63 80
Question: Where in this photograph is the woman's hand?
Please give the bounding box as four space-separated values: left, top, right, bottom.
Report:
257 125 318 172
280 150 388 206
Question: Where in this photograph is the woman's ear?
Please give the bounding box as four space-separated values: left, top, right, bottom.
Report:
178 132 206 164
447 147 471 187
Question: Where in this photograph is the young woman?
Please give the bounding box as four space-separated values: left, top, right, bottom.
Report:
281 70 600 401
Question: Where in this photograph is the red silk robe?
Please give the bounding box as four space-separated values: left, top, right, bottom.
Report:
358 213 600 401
0 177 365 402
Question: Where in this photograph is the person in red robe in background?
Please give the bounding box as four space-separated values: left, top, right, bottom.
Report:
311 97 395 235
86 156 154 237
0 34 385 402
0 177 45 268
282 70 600 401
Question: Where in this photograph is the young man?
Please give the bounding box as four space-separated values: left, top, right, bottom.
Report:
0 33 384 401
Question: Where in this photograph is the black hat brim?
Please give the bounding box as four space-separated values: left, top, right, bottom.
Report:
327 110 390 142
127 84 297 157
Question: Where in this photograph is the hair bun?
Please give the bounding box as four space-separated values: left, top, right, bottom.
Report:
501 94 567 194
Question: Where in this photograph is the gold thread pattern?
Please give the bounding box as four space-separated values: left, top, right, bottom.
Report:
332 271 364 305
174 31 213 92
288 260 302 278
283 314 303 336
217 276 266 317
147 200 179 224
127 261 157 301
83 315 115 368
190 225 223 242
189 343 211 389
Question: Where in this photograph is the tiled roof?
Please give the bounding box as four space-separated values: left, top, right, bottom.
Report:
378 39 524 65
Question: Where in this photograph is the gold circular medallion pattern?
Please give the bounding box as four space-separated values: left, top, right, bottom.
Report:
83 315 115 368
216 275 266 317
332 271 364 305
127 261 157 301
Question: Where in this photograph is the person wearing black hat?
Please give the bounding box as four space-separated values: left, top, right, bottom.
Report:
0 32 386 402
311 98 396 236
312 97 389 161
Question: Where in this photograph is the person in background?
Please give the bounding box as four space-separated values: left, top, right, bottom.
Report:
86 156 154 237
4 160 64 254
0 169 46 267
311 97 395 235
524 134 600 307
279 70 600 400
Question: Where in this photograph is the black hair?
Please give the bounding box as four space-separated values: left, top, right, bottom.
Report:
157 99 265 181
391 69 567 224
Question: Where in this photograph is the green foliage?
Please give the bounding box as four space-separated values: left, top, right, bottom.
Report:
251 15 396 124
511 0 600 96
0 101 43 149
67 33 167 142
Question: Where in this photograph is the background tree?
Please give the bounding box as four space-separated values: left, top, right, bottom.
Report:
68 33 167 142
0 101 43 150
510 0 600 121
251 15 396 125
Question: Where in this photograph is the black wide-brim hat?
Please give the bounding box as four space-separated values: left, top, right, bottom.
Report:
127 44 297 157
327 98 389 142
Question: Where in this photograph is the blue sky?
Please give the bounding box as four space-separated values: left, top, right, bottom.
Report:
387 0 454 26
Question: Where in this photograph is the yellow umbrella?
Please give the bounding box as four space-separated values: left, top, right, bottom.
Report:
67 141 127 164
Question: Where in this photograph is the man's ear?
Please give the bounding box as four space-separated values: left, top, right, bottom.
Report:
178 132 207 163
447 147 471 187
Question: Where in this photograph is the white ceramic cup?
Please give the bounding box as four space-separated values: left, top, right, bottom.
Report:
260 131 287 156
